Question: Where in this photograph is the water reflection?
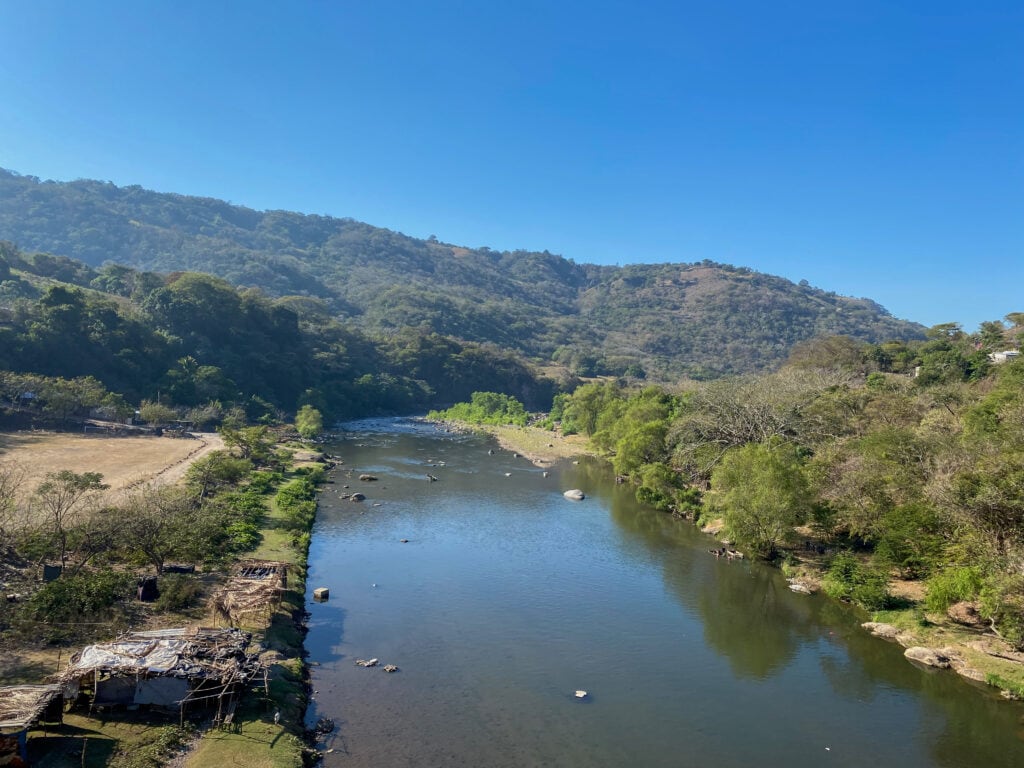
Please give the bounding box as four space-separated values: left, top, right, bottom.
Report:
304 422 1024 767
594 460 1024 765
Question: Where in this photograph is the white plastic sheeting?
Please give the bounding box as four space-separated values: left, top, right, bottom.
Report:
70 639 190 675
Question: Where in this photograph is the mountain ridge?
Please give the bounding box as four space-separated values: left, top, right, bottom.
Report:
0 168 925 379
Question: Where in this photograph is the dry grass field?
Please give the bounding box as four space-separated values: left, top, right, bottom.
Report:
0 430 225 504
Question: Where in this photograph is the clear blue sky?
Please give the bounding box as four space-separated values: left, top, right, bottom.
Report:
1 1 1021 332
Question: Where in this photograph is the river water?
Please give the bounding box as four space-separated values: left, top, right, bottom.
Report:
304 419 1024 767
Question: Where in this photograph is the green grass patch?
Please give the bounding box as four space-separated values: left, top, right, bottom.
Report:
30 715 191 768
986 673 1024 699
188 462 321 768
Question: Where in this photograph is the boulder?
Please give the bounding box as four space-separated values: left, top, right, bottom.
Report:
862 622 903 641
904 647 952 669
563 489 585 501
359 474 378 482
947 601 985 626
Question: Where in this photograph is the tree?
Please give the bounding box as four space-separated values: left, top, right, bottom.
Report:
811 427 931 540
39 376 107 423
295 405 324 439
711 442 811 558
785 335 871 373
0 461 25 551
946 453 1024 558
219 424 275 464
32 470 108 570
119 485 200 574
977 320 1007 351
185 450 252 500
1004 312 1024 329
139 399 178 426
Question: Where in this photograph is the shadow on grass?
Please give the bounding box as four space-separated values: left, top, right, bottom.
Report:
29 730 116 768
0 655 56 685
886 595 919 611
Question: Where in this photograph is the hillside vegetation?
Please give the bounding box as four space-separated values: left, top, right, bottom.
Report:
0 242 555 423
546 323 1024 653
0 168 924 379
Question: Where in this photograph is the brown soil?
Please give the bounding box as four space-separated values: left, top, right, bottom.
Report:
0 430 225 507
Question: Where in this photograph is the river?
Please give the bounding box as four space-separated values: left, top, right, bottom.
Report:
304 418 1024 767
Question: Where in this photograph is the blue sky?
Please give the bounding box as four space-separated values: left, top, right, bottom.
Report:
1 1 1021 332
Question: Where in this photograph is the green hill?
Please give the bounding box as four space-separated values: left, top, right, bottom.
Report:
0 168 924 378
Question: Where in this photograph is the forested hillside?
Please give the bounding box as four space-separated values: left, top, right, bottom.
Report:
0 168 925 379
0 242 554 424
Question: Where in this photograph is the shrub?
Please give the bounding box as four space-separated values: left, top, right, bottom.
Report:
979 573 1024 650
109 725 192 768
225 519 262 552
925 566 983 613
22 569 134 624
154 574 203 612
875 503 945 578
247 470 283 494
276 476 319 531
822 552 891 610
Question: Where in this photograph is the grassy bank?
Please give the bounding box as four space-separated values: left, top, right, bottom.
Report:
440 421 594 466
186 460 323 768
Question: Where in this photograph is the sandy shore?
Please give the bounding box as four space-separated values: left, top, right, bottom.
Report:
467 424 596 467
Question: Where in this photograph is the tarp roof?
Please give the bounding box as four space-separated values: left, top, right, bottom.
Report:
61 627 252 681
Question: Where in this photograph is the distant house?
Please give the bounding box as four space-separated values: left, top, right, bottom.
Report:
989 350 1020 364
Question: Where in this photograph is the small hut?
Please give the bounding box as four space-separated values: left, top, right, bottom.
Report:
210 560 289 626
0 685 63 766
58 628 259 724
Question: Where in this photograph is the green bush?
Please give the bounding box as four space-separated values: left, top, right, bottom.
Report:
276 476 319 531
429 391 529 427
22 569 134 623
225 519 262 552
822 552 891 610
875 503 945 578
248 470 283 494
154 574 203 612
979 573 1024 650
925 566 983 613
295 464 326 483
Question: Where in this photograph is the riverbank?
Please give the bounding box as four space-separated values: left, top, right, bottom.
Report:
701 516 1024 701
5 435 326 767
437 421 595 466
185 449 326 768
459 420 1024 703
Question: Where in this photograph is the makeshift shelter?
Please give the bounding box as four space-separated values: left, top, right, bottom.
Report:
0 685 63 766
58 628 259 724
210 560 289 626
